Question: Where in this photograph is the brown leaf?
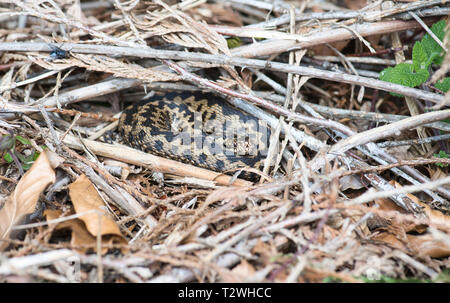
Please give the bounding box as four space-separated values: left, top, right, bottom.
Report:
230 259 256 279
68 174 124 238
345 0 368 10
385 145 411 160
0 151 56 250
240 68 253 89
45 209 97 253
374 198 422 232
407 233 450 258
372 232 408 252
45 209 125 254
251 239 276 266
372 182 450 257
311 41 350 56
192 4 243 26
205 186 249 204
390 181 450 231
66 1 99 26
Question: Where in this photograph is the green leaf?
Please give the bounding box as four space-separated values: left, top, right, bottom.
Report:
431 20 447 41
16 153 26 162
227 37 242 49
32 151 40 161
21 155 36 171
15 135 31 145
380 63 429 96
4 151 13 163
435 77 450 93
434 150 449 168
421 20 447 66
435 150 449 159
21 151 40 170
21 163 32 170
412 41 429 71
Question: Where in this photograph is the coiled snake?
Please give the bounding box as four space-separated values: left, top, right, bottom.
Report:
118 91 271 176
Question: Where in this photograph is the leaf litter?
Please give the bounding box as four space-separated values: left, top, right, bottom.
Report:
0 0 449 283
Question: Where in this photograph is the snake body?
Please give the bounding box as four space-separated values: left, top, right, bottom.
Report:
118 91 270 175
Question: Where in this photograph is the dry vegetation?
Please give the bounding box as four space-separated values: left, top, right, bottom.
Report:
0 0 449 283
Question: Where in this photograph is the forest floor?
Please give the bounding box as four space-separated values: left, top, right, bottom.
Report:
0 0 449 283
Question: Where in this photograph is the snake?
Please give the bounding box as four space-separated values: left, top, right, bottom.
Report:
118 91 271 176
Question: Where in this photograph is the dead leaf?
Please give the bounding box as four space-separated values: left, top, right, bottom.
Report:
251 240 276 266
345 0 368 10
231 259 256 280
205 186 249 204
372 232 408 252
0 151 55 251
45 209 125 254
45 150 65 168
374 198 422 232
428 169 450 191
390 181 450 231
67 1 99 26
68 174 124 238
407 234 450 258
371 182 450 258
310 40 350 56
385 145 411 160
430 168 448 182
372 223 450 258
45 209 97 254
340 175 364 190
192 4 243 26
240 68 253 89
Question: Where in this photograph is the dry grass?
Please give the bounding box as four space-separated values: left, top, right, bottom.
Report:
0 0 449 283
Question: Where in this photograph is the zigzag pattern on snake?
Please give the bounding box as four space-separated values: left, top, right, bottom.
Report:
118 91 271 175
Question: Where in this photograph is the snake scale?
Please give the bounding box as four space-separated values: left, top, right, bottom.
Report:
118 91 271 176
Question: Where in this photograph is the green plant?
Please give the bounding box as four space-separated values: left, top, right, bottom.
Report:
360 275 430 283
380 20 449 95
226 37 242 48
434 269 450 282
0 133 40 174
434 150 449 168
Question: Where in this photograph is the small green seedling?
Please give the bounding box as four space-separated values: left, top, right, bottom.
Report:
380 20 449 95
434 150 449 168
226 37 243 49
0 133 40 175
